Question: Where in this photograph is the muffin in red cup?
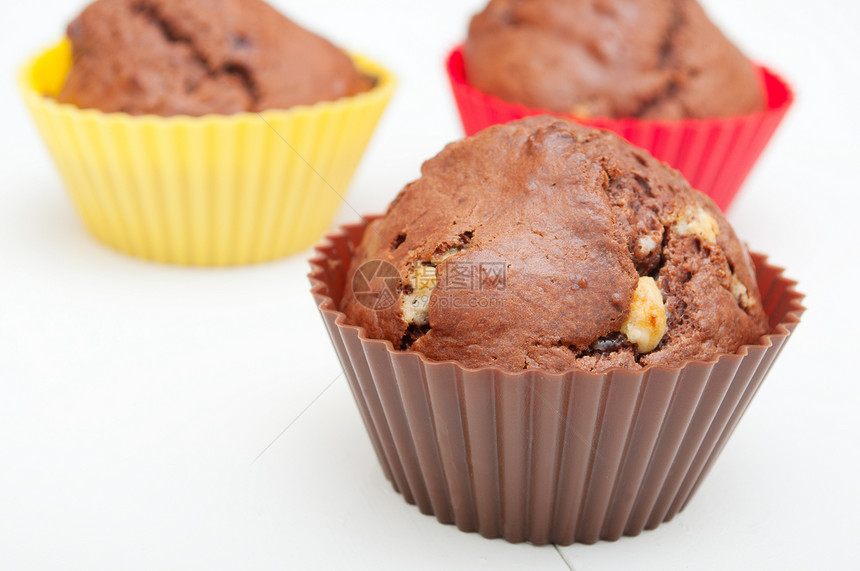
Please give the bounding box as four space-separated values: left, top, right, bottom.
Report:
446 0 794 211
310 116 803 545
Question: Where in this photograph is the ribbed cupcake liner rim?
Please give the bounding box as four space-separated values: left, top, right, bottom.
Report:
445 45 794 212
19 41 395 125
309 218 804 545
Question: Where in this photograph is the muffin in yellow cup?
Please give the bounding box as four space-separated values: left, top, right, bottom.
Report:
19 38 394 266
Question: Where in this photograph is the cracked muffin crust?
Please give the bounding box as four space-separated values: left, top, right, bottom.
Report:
464 0 764 120
57 0 373 116
342 116 768 373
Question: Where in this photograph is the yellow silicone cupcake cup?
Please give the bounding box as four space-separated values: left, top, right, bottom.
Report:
19 40 395 266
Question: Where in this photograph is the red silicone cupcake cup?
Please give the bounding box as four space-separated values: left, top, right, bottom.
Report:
309 217 805 546
446 46 794 211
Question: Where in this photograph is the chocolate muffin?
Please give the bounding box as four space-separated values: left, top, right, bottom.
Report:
464 0 764 120
57 0 373 116
342 116 767 373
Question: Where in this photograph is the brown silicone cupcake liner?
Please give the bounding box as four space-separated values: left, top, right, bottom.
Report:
309 218 804 546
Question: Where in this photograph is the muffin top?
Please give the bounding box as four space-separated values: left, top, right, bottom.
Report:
342 116 768 373
464 0 764 120
57 0 373 116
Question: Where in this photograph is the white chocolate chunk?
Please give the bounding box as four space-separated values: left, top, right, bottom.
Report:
402 264 437 326
400 248 462 326
674 207 720 244
637 236 657 256
731 274 755 309
621 277 668 354
432 248 461 264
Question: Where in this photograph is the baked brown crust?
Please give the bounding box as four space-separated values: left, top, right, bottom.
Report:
464 0 764 119
57 0 373 116
342 116 767 373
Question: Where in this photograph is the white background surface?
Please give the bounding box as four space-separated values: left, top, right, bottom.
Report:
1 1 858 569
